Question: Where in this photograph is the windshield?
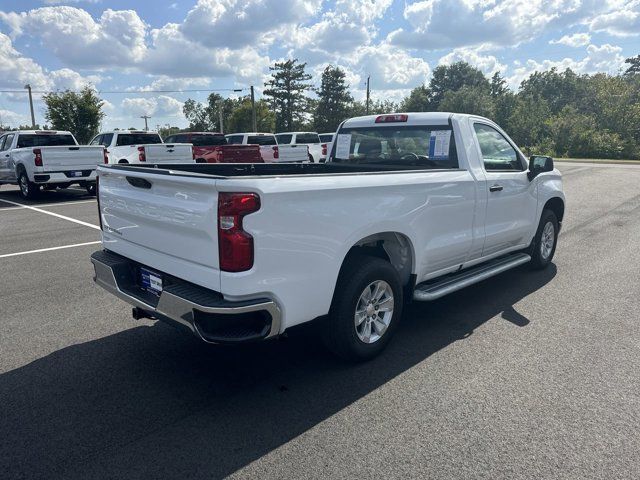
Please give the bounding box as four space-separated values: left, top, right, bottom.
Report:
116 134 162 146
17 134 76 148
331 125 458 169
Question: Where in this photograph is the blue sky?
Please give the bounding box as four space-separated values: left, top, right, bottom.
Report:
0 0 638 132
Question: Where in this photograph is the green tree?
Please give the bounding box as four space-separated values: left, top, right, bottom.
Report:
519 68 587 115
263 58 312 131
490 72 509 98
400 85 432 112
313 65 353 132
438 85 496 118
42 86 104 144
624 55 640 76
182 99 211 131
506 95 552 154
227 98 275 133
428 62 491 108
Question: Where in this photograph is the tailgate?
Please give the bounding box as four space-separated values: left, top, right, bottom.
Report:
146 144 194 163
98 166 221 290
40 146 104 171
278 144 308 162
220 145 262 163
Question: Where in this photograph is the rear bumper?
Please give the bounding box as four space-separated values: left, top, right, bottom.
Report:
90 250 281 344
34 170 97 184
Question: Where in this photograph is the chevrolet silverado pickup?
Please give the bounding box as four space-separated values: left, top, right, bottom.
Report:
275 131 327 162
164 132 262 163
225 133 308 163
90 131 194 165
0 130 104 198
91 112 565 361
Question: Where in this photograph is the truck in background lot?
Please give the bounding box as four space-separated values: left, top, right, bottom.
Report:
0 130 104 199
90 131 194 165
276 131 326 163
164 132 262 163
91 112 564 361
225 133 308 163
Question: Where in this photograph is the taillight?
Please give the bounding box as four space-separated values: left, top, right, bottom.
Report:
272 145 279 159
33 148 43 166
321 143 327 156
103 148 109 164
96 175 103 230
138 146 146 162
375 114 408 123
218 192 260 272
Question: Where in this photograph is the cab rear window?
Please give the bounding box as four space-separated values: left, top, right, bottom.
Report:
116 134 162 146
17 134 76 148
331 125 458 170
248 135 276 146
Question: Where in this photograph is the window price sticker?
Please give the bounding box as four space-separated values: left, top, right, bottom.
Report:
429 130 451 160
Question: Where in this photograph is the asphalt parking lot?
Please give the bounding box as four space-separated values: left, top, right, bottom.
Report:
1 162 639 479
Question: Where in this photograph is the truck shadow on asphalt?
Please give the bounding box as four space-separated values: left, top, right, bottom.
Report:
0 187 93 207
0 265 556 479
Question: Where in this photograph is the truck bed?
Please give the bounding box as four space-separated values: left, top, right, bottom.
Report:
105 161 447 178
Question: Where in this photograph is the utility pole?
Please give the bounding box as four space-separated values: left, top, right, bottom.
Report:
24 84 36 128
365 76 371 115
140 115 150 131
219 108 224 134
250 85 257 132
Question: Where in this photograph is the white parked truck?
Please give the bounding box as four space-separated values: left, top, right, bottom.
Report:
275 131 326 163
0 130 105 198
225 133 308 163
91 131 194 165
91 113 565 361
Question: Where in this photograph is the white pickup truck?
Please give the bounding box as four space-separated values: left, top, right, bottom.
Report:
225 133 308 163
275 131 326 163
0 130 104 198
91 112 565 361
91 131 194 165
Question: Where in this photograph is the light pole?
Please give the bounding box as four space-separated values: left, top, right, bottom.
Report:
140 115 150 131
250 85 257 132
24 84 36 128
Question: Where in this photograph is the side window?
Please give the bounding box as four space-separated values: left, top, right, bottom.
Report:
474 123 523 171
100 133 113 147
2 134 15 151
89 134 102 145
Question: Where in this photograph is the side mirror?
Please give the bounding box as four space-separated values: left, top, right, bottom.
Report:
528 155 554 181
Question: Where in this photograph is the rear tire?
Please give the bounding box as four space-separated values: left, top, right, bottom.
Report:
322 255 403 361
86 183 96 196
308 154 314 163
529 209 559 269
18 171 39 199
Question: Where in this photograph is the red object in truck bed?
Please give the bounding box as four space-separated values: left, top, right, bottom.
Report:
164 132 263 163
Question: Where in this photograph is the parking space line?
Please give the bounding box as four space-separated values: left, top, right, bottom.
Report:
0 241 101 259
0 199 96 211
0 198 100 230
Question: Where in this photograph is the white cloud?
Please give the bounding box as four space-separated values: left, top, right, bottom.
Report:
439 46 507 76
180 0 322 49
121 95 184 118
0 109 29 129
507 43 625 89
388 0 604 50
587 0 640 36
353 43 431 89
335 0 394 24
550 33 591 47
0 6 147 69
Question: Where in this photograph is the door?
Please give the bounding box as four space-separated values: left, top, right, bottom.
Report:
473 123 537 256
0 133 15 181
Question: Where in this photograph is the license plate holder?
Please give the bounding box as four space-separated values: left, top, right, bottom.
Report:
140 267 163 295
69 171 83 177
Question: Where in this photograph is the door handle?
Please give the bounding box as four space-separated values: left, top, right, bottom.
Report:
489 184 503 192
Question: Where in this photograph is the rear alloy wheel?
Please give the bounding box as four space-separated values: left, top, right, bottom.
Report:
323 255 403 361
18 171 39 199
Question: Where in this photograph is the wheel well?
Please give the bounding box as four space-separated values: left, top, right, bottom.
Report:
342 232 414 286
544 197 564 222
118 159 129 164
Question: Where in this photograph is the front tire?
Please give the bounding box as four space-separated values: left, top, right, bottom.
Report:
18 171 39 199
529 209 559 269
323 255 403 361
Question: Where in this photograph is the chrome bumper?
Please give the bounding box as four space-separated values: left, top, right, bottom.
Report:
91 250 281 344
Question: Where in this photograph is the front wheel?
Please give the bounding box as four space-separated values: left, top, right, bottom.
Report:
322 255 403 361
18 171 39 199
529 209 559 269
